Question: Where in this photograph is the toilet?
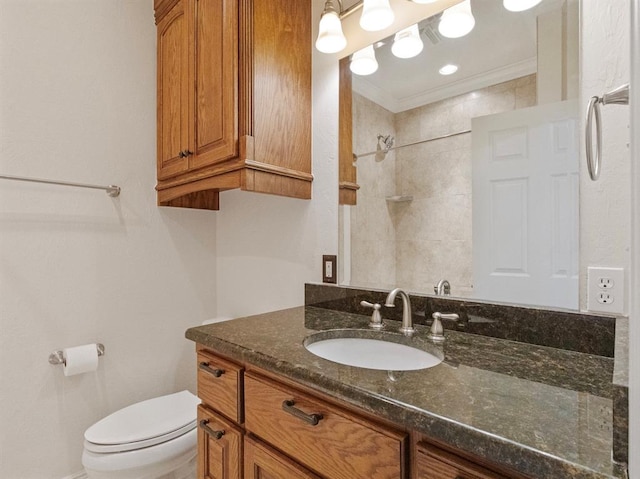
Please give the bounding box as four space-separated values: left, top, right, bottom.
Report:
82 390 201 479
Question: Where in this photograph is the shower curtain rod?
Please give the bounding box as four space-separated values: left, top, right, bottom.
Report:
354 129 472 160
0 173 121 197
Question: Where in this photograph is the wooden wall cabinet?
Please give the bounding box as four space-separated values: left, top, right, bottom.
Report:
154 0 312 210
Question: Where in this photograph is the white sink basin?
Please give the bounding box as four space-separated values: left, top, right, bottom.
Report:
304 331 442 371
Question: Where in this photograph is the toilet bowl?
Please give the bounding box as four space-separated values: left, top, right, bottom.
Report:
82 390 200 479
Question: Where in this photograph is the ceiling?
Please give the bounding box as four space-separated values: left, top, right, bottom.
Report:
352 0 567 113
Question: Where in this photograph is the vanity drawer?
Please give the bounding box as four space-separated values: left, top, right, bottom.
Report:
197 350 244 423
415 442 508 479
244 372 407 479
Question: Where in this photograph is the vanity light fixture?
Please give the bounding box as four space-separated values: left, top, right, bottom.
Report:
350 45 379 75
316 0 348 53
503 0 543 12
316 0 396 54
391 24 424 59
438 0 475 39
360 0 395 31
438 63 458 75
409 0 438 3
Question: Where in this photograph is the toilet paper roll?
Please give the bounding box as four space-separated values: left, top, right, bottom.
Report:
63 344 99 377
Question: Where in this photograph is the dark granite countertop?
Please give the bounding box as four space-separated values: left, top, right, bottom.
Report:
186 306 627 479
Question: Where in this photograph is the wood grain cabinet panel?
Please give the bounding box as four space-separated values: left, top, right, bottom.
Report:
156 0 190 180
244 436 321 479
415 443 509 479
197 405 242 479
244 372 407 479
154 0 311 210
197 350 244 424
339 56 359 205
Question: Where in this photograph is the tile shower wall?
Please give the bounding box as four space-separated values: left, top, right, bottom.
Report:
351 75 536 296
350 93 397 289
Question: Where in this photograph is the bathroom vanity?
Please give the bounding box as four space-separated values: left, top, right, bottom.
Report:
186 285 628 479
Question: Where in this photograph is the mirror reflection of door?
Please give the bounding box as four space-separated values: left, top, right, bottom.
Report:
472 101 579 310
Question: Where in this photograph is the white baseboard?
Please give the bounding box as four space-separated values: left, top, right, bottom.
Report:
61 471 88 479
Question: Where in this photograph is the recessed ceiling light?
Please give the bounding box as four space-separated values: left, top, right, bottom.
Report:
439 64 458 75
503 0 543 12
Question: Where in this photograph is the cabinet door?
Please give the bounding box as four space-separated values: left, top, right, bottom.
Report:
157 0 190 180
189 0 238 171
415 443 508 479
197 406 242 479
244 436 321 479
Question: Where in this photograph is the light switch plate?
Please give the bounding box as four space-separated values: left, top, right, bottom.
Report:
322 255 337 284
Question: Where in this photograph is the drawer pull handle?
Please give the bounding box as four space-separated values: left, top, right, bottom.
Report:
282 399 324 426
199 419 225 440
199 362 225 377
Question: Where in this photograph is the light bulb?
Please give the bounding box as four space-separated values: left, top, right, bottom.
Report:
350 45 378 76
359 0 395 32
391 24 423 59
438 0 475 39
503 0 543 12
315 8 347 53
410 0 438 3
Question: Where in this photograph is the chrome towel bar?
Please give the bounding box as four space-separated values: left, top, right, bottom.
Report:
0 174 120 197
585 83 630 181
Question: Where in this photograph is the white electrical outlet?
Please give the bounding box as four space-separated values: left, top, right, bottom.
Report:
587 267 625 314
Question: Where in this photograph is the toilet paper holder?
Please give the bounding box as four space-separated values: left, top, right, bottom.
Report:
48 343 105 365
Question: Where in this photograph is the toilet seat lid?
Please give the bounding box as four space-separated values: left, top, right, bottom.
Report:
85 390 200 449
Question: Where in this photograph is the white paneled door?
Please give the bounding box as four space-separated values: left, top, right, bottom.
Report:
472 100 579 309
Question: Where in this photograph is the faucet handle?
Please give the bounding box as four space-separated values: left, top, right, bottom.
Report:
427 312 458 343
360 301 383 330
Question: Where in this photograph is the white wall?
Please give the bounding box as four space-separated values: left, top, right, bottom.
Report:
579 0 631 312
629 1 639 476
0 1 217 477
214 1 339 318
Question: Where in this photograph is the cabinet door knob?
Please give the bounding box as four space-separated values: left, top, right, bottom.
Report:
199 419 225 440
282 399 324 426
199 362 225 377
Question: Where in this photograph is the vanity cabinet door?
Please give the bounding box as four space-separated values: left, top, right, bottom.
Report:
245 372 407 479
244 436 321 479
415 443 508 479
197 406 242 479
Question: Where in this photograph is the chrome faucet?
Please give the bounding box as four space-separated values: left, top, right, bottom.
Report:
434 279 451 296
385 288 415 336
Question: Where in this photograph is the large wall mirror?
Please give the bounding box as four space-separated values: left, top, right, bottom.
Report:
339 0 580 310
